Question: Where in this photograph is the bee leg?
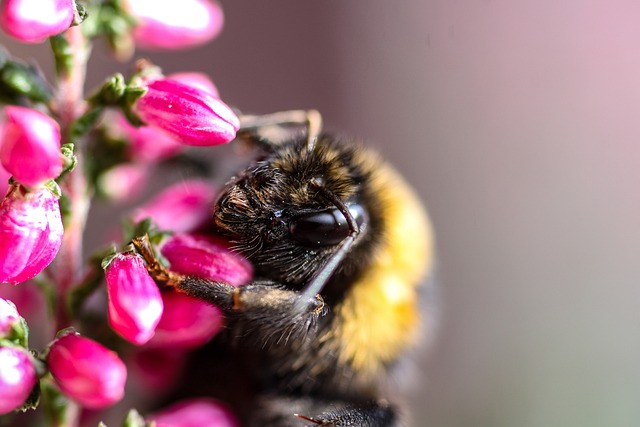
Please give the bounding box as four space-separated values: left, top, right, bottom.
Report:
237 109 322 149
252 395 400 427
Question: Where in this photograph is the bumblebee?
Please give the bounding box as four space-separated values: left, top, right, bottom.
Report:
135 110 435 426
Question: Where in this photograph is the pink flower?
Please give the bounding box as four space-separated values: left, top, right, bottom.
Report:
146 290 223 349
0 346 37 414
105 253 163 345
0 106 63 188
0 164 10 197
0 297 19 337
131 179 216 233
131 79 239 146
160 233 252 286
167 72 219 97
126 0 224 50
112 112 183 163
0 0 74 43
47 332 127 408
150 398 239 427
98 163 151 201
0 185 63 285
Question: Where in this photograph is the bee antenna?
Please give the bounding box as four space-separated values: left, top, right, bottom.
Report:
293 184 361 314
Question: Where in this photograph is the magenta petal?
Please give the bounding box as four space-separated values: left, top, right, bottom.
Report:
146 290 223 349
132 79 239 146
129 0 224 50
150 398 239 427
167 72 219 97
0 185 63 284
0 0 74 43
106 253 163 345
48 333 127 408
0 105 63 188
0 347 36 414
131 179 216 233
160 234 252 286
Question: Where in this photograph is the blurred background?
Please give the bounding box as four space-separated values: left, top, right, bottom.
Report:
4 1 640 426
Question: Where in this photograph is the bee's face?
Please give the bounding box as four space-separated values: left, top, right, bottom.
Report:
212 139 368 285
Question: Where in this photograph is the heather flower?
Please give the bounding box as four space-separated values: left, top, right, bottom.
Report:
0 0 74 43
167 72 219 97
0 346 37 415
47 332 127 408
126 0 224 50
146 289 223 349
131 179 216 233
105 252 163 345
150 398 239 427
112 112 183 163
0 106 63 188
98 163 151 201
0 184 63 285
160 233 253 286
131 78 239 146
0 297 20 337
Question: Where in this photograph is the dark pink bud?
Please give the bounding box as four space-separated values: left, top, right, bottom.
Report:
150 398 239 427
131 179 216 233
126 0 224 50
0 0 74 43
0 106 63 188
0 297 19 337
167 72 219 97
146 290 222 349
47 333 127 408
131 79 239 146
0 185 63 285
160 234 252 285
0 346 37 414
105 253 163 345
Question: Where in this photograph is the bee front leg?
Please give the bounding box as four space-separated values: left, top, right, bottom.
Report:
132 236 326 340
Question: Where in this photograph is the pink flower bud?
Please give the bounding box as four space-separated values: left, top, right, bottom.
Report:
160 234 252 286
131 79 239 146
47 333 127 408
0 164 10 197
0 297 19 337
150 398 239 427
131 179 216 233
105 253 163 345
146 290 222 349
0 0 74 43
0 185 63 285
126 0 224 50
0 106 63 188
98 163 151 201
112 113 183 163
167 72 219 97
0 346 37 414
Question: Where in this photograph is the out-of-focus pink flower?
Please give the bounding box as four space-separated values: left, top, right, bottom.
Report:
98 163 151 201
47 332 127 408
0 0 74 43
0 346 37 415
112 113 183 163
160 233 252 286
126 0 224 50
0 185 63 285
131 179 216 233
0 106 63 188
150 398 239 427
167 72 219 97
105 253 163 345
0 298 19 337
0 164 10 197
131 79 239 146
147 290 223 349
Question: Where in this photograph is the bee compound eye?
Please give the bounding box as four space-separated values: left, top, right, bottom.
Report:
289 204 367 247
